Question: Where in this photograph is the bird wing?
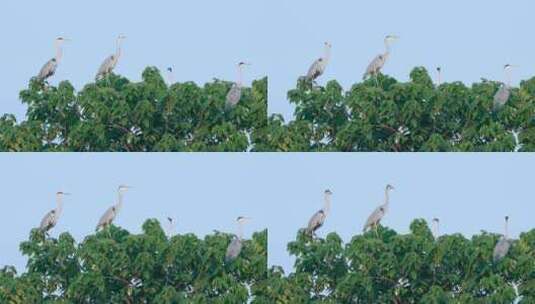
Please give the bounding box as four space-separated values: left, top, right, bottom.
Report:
307 210 326 233
363 205 385 231
493 85 510 109
96 55 115 79
306 58 323 80
226 84 242 107
37 59 58 80
225 237 243 262
493 237 511 262
39 210 56 231
96 206 115 229
363 54 384 79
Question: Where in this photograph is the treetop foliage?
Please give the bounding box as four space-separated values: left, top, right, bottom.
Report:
256 67 535 152
0 220 267 303
263 219 535 303
0 68 267 152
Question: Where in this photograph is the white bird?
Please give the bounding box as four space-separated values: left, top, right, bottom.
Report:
493 216 512 262
494 64 516 111
432 217 440 239
225 216 251 262
96 35 127 80
436 67 442 87
306 42 332 81
166 67 175 85
306 189 333 236
363 184 395 233
37 37 70 82
226 62 250 109
165 216 176 237
96 185 131 231
363 35 399 80
39 191 71 233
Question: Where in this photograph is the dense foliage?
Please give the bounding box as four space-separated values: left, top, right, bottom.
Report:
256 68 535 151
261 220 535 303
0 220 267 303
0 68 267 151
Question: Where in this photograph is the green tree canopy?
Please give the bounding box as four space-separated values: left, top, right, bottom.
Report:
0 68 267 152
256 68 535 152
0 220 267 303
261 220 535 303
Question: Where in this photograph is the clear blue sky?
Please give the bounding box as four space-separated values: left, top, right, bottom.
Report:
266 0 535 120
265 153 535 273
0 0 272 119
1 154 533 274
3 1 535 121
0 154 270 271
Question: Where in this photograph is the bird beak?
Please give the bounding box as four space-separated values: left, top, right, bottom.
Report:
63 192 72 195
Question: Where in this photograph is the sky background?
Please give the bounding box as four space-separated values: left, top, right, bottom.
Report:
0 154 533 274
0 0 272 119
266 0 535 120
3 1 535 121
0 154 270 272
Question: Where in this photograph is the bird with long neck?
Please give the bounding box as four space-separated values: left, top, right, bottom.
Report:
493 216 512 262
306 42 332 81
96 35 126 80
363 35 399 82
436 67 442 86
432 218 440 239
37 37 70 81
225 216 251 262
96 184 131 231
493 64 517 110
306 189 333 235
225 62 250 109
39 191 71 233
363 184 395 235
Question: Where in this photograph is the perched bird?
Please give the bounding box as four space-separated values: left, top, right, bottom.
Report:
306 42 332 81
432 217 440 239
96 185 131 231
226 62 250 109
96 35 127 80
493 216 512 262
493 64 516 111
306 189 333 236
363 184 394 233
37 37 70 82
363 35 399 81
39 191 71 234
225 216 251 262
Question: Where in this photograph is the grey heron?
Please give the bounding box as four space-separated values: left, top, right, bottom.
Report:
37 37 70 82
306 42 332 81
225 216 251 262
225 62 250 109
493 216 512 262
432 217 440 239
363 35 399 81
363 184 394 234
39 191 71 233
95 35 127 81
96 185 131 231
493 64 516 111
436 67 442 86
165 216 176 237
166 67 174 85
306 189 333 236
